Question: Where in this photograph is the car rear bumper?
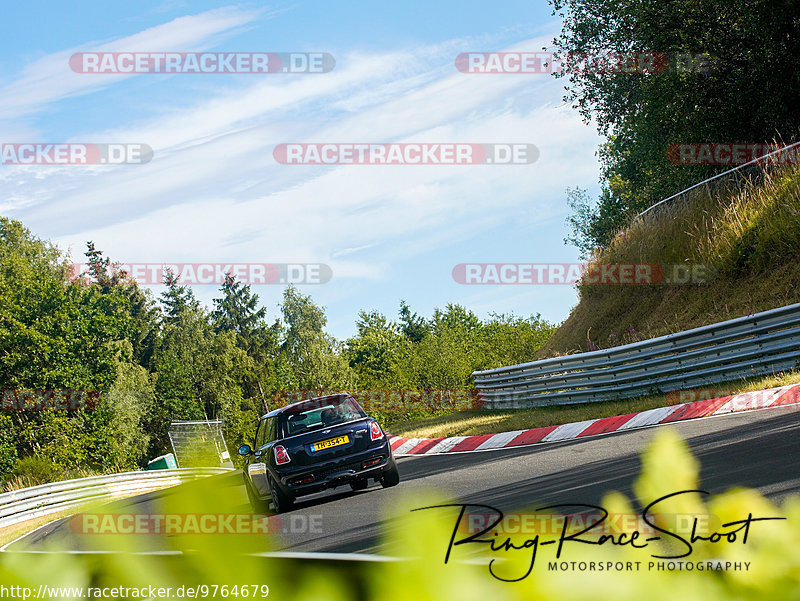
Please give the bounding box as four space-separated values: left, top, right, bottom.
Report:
275 440 394 496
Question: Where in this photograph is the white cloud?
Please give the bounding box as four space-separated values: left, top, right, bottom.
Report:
3 25 602 336
0 5 266 127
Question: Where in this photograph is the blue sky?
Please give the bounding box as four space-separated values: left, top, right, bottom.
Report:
1 1 603 339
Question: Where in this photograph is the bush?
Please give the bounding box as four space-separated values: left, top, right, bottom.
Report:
0 415 17 482
8 456 59 489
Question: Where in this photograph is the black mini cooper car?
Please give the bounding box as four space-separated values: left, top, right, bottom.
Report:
238 393 400 513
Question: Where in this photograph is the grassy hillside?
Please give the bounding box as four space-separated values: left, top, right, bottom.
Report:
537 162 800 357
388 164 800 438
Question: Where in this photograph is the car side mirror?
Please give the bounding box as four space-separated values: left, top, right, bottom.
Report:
238 444 253 456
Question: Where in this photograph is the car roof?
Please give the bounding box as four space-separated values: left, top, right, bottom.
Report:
260 393 354 420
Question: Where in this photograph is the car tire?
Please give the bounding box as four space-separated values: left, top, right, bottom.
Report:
350 478 368 491
243 473 270 514
380 463 400 488
268 475 294 514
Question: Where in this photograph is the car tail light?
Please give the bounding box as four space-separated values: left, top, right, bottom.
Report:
274 445 291 465
369 421 383 441
363 457 382 468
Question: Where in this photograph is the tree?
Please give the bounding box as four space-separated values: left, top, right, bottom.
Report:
563 187 596 258
0 220 140 474
476 313 556 368
148 304 256 457
160 268 199 323
210 273 277 414
345 311 405 387
82 242 160 368
0 216 561 478
552 0 800 251
104 353 155 469
398 300 429 343
279 286 354 390
430 304 481 335
211 273 266 341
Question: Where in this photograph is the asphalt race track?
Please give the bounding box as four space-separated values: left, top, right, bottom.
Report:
7 406 800 555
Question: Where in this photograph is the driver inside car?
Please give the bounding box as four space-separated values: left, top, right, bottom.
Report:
320 407 339 426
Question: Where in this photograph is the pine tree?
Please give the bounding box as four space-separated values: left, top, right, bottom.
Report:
212 273 272 413
160 268 200 323
211 273 266 340
84 241 125 289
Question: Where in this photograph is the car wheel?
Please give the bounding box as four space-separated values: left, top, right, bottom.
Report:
380 463 400 488
243 473 269 514
350 478 368 491
268 475 294 514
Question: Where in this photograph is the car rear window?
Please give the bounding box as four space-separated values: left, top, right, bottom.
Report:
280 396 365 437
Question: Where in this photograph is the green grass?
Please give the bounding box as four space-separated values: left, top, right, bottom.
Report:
385 369 800 439
0 511 77 547
387 164 800 439
536 162 800 358
0 488 163 547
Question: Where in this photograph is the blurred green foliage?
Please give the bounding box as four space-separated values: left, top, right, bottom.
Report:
1 429 797 600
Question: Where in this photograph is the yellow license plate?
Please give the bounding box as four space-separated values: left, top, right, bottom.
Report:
311 435 349 452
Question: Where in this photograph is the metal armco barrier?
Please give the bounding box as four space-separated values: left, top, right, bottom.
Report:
472 303 800 409
0 468 231 529
635 140 800 220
